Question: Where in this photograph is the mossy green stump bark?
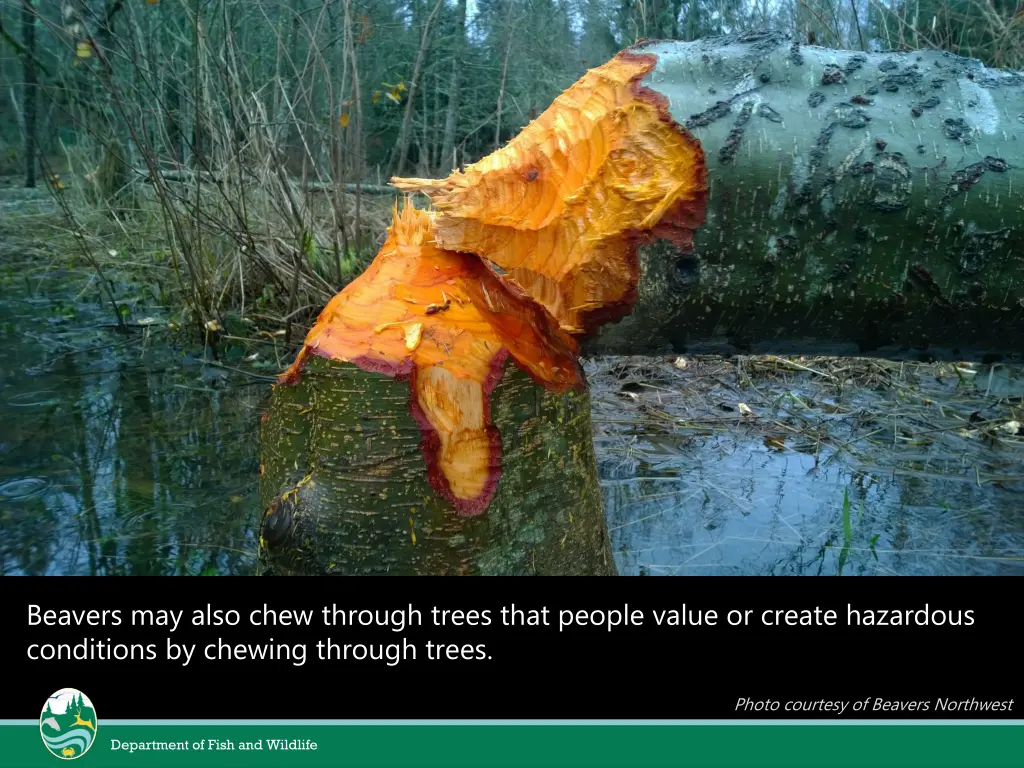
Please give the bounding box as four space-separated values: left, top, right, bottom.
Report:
258 356 615 576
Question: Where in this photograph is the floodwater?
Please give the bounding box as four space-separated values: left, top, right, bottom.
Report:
590 358 1024 576
0 190 264 575
0 286 265 575
1 189 1021 576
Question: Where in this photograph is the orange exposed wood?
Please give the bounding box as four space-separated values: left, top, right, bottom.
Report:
391 51 708 336
277 204 583 515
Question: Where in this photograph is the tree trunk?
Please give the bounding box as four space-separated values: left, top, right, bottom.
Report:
21 0 36 189
342 0 364 254
392 0 444 177
585 31 1024 364
258 356 614 576
493 4 514 151
439 0 467 173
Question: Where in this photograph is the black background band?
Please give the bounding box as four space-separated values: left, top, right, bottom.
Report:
3 577 1016 720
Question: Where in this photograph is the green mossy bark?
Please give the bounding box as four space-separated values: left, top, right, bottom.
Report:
588 32 1024 363
258 355 615 575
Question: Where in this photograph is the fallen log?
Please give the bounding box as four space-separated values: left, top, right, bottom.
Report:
581 31 1024 363
129 167 401 196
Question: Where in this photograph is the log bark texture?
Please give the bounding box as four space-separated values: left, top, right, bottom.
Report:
258 356 614 575
21 0 36 189
587 31 1024 363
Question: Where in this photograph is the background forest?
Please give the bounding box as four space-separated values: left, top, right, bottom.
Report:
4 0 1024 331
2 1 1023 577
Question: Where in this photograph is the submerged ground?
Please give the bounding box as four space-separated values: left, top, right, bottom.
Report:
2 185 1022 575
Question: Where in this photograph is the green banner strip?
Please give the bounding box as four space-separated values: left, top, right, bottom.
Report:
3 724 1022 768
3 719 1024 726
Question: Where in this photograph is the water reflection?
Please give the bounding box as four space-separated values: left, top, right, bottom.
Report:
2 260 1021 576
592 358 1024 576
0 269 264 575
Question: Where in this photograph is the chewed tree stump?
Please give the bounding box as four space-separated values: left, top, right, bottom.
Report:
257 49 707 575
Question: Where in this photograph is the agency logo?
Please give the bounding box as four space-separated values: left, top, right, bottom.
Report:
40 689 97 760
